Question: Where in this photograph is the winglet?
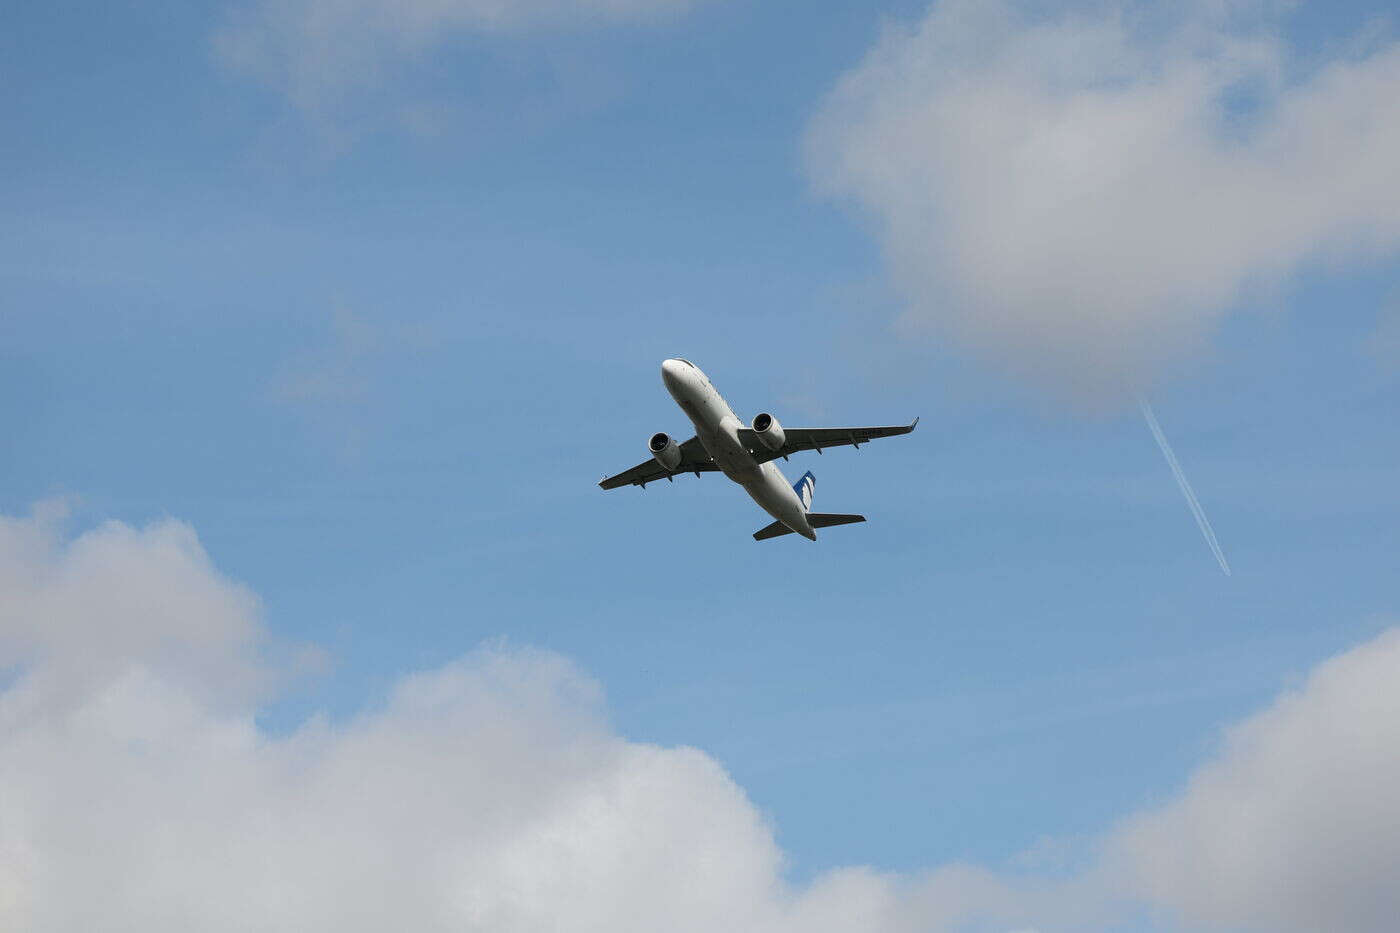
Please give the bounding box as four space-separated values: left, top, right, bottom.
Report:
910 417 920 430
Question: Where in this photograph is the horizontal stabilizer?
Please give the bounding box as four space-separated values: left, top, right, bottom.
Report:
753 520 795 541
752 513 866 541
808 513 865 529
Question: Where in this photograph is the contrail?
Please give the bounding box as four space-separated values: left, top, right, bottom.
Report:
1137 398 1231 576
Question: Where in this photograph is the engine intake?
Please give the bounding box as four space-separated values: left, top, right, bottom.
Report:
649 432 682 471
751 412 786 451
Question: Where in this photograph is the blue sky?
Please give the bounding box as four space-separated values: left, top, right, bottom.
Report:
4 1 1400 929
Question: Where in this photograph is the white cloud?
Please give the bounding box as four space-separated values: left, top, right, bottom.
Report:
4 501 1400 931
216 0 696 113
807 0 1400 401
0 501 266 712
1116 627 1400 932
0 504 896 932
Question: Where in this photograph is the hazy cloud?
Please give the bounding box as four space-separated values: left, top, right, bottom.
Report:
216 0 696 113
4 503 1399 931
269 309 443 456
808 0 1400 401
272 309 379 405
1367 298 1400 368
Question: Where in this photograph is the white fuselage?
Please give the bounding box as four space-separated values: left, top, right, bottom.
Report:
661 358 816 540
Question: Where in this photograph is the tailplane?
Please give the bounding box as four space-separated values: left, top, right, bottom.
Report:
753 471 866 540
808 513 866 529
753 520 795 541
753 512 866 541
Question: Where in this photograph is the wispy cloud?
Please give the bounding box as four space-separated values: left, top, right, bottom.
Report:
272 309 379 406
1367 295 1400 370
268 309 439 457
215 0 698 117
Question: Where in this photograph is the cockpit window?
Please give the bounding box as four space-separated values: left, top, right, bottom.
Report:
676 358 695 367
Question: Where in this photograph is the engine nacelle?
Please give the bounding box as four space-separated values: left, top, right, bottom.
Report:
750 412 786 451
648 432 682 471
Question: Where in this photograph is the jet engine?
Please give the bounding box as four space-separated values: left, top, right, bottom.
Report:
751 412 786 451
648 432 682 471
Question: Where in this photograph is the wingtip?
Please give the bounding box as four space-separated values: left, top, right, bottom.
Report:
910 416 920 430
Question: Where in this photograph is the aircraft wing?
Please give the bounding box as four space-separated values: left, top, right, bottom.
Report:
736 418 919 464
598 435 720 489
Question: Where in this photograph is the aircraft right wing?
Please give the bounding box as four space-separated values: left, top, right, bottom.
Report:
736 418 919 464
598 435 719 489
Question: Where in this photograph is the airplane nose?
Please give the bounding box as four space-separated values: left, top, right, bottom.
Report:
661 359 683 385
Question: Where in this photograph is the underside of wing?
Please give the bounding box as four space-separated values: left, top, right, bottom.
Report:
737 418 918 464
598 436 719 489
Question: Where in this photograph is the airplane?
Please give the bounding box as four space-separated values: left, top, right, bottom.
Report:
599 359 917 541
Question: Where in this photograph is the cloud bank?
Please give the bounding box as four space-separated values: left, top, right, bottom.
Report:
217 0 696 112
808 0 1400 400
3 503 1400 931
0 504 882 932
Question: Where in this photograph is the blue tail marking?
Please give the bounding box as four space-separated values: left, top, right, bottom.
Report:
793 471 815 511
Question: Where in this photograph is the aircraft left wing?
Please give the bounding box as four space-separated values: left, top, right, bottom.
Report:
598 435 719 489
736 418 919 464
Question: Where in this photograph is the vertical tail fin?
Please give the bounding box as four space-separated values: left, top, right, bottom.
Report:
792 471 815 511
